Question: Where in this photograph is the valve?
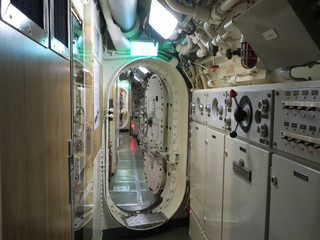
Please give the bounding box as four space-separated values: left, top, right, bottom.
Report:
209 65 219 69
226 48 241 60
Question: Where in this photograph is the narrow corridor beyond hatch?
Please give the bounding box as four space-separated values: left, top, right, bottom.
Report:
109 133 160 212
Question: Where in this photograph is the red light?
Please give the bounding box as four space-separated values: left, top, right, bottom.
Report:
130 138 135 151
131 123 135 132
240 42 257 69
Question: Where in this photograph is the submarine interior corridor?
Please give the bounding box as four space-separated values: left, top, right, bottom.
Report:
1 0 320 240
109 133 160 212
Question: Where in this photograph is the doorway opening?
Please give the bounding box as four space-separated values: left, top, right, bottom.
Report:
104 58 188 230
108 66 167 214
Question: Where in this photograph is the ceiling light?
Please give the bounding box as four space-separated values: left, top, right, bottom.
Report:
138 66 149 74
149 0 178 39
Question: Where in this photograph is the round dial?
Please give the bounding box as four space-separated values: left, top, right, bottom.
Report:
258 99 269 113
257 124 268 138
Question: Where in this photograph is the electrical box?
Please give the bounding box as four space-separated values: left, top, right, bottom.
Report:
223 137 270 240
234 0 320 69
269 155 320 240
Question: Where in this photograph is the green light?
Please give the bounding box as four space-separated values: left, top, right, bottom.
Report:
130 40 158 56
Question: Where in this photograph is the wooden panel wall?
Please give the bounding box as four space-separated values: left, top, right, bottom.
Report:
0 21 72 240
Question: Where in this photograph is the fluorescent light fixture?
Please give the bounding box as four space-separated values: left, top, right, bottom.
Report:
131 40 158 56
149 0 178 39
138 66 149 74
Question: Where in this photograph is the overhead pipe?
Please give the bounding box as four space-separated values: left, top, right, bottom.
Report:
188 33 207 58
176 35 194 55
108 0 138 32
99 0 130 51
165 0 210 21
204 22 217 39
195 41 207 58
165 0 241 28
219 0 241 12
211 0 241 22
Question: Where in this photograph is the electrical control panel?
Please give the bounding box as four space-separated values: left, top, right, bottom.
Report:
273 87 320 164
191 91 207 124
226 89 274 147
206 90 227 131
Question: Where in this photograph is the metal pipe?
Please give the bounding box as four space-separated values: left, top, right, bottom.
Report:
165 0 210 21
220 0 241 12
204 22 217 39
99 0 130 51
176 35 194 55
108 0 138 32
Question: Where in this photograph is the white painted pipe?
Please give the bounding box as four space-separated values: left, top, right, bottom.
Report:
204 22 217 39
165 0 210 21
220 0 241 12
176 35 194 55
211 34 230 53
198 67 208 88
210 0 240 22
99 0 130 51
189 33 208 58
196 41 207 58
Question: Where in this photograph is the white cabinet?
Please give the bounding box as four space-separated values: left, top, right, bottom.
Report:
189 210 207 240
204 128 224 240
190 122 225 239
269 155 320 240
223 137 270 240
190 122 206 227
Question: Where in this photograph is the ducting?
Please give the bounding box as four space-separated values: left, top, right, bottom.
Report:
165 0 210 21
99 0 130 51
165 0 240 22
108 0 138 32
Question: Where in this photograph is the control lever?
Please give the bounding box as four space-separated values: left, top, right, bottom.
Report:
229 89 248 138
230 123 239 138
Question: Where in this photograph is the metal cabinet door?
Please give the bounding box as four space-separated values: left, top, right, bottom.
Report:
190 122 206 227
204 129 224 240
223 137 270 240
269 155 320 240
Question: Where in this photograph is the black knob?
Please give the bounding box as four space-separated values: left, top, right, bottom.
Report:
226 49 232 59
226 48 241 60
230 131 237 138
234 106 247 123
